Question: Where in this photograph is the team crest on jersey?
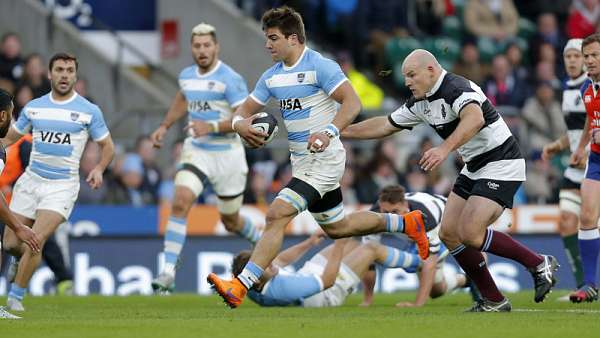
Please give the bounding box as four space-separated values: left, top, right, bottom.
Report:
208 81 215 90
70 112 79 121
297 73 305 83
586 95 592 103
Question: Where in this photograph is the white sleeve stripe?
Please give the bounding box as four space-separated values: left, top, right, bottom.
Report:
327 78 348 96
249 94 266 106
93 131 110 142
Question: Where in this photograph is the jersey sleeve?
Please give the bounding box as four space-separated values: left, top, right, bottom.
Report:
13 106 32 135
449 81 487 115
89 105 110 141
225 73 249 108
249 71 272 106
388 99 422 130
316 57 347 96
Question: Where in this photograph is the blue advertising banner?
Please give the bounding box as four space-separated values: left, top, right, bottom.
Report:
69 206 158 236
0 235 589 297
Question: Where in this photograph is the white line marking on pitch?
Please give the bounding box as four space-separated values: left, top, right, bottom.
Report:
513 309 600 314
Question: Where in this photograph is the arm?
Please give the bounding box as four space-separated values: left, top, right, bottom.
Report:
306 81 362 152
0 190 40 252
420 103 485 171
341 116 401 140
414 255 437 306
571 115 592 167
150 91 188 148
542 134 569 161
272 230 325 268
320 239 348 289
86 135 115 189
230 97 269 148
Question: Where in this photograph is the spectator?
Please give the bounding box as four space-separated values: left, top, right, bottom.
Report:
464 0 519 43
483 54 529 108
78 142 108 204
566 0 600 39
355 154 400 203
504 41 529 82
415 0 454 36
520 81 565 152
13 85 33 115
104 153 155 206
0 32 23 82
523 150 559 204
338 52 384 110
75 77 94 103
19 53 50 98
135 135 162 204
530 13 567 65
534 60 562 91
452 41 490 86
0 77 15 95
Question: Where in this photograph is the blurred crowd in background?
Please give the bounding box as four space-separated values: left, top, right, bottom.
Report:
1 0 600 208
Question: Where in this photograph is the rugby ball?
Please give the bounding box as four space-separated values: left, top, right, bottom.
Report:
242 112 279 147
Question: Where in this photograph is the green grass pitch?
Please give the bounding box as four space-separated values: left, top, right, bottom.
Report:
1 291 599 338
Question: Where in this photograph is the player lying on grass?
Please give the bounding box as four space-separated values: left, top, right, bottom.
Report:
230 231 465 308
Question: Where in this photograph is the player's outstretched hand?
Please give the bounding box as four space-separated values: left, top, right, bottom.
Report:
234 114 268 148
419 146 449 171
86 167 104 189
307 132 330 153
395 301 423 308
150 125 168 148
570 147 587 169
15 225 41 253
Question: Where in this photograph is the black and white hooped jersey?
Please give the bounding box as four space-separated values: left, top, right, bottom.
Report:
562 73 588 183
388 70 525 181
371 192 447 232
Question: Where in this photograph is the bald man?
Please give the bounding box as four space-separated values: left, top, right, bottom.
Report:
343 49 559 312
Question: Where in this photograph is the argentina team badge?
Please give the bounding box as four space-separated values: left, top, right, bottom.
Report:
70 112 79 121
297 72 305 83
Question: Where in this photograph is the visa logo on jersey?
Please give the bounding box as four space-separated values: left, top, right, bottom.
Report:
279 98 302 110
188 101 212 112
40 131 71 144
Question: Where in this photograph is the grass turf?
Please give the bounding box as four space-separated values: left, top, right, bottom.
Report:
1 291 599 338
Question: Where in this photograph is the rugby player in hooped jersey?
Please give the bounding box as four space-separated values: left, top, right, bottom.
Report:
568 33 600 303
1 53 114 313
342 49 559 312
207 6 430 309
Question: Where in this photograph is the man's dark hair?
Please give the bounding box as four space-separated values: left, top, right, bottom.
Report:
0 88 13 111
261 6 306 44
231 250 252 277
49 52 78 71
582 33 600 50
378 185 406 204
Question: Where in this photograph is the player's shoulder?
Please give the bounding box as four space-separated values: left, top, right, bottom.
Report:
441 72 476 92
179 65 198 79
23 93 51 109
305 48 338 68
73 94 103 115
217 61 245 82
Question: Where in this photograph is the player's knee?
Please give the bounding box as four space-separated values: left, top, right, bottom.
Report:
171 194 194 217
559 211 578 233
265 206 294 226
221 213 239 232
322 222 349 239
430 285 446 299
580 210 598 229
438 226 459 246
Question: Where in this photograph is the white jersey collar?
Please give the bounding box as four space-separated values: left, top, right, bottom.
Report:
49 91 78 105
282 47 308 71
196 60 222 78
566 72 587 87
426 69 447 98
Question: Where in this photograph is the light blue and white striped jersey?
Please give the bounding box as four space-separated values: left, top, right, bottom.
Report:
247 269 323 306
179 60 248 151
250 47 347 156
14 92 109 180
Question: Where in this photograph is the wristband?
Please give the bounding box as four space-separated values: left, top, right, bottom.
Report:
160 122 170 129
322 124 340 139
232 116 243 131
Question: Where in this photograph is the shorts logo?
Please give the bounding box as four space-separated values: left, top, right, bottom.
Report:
297 73 305 83
70 112 79 121
487 181 499 190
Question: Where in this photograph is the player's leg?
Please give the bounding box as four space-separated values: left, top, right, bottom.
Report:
316 189 429 259
8 210 64 311
570 177 600 302
208 179 308 308
218 195 261 245
42 234 74 295
359 268 376 306
2 214 35 284
429 265 467 299
153 178 198 292
439 189 506 307
342 241 421 279
558 189 584 289
460 193 557 303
